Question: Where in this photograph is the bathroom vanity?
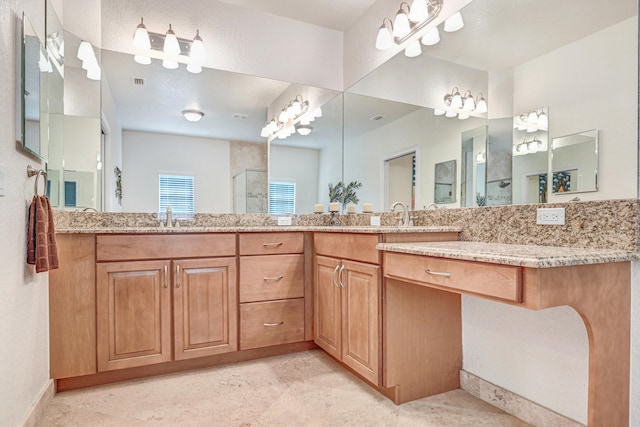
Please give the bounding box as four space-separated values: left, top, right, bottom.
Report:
49 219 635 426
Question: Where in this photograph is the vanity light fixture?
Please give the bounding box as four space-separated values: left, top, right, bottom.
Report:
516 109 548 132
443 87 463 109
131 18 205 73
261 95 318 140
182 109 204 122
440 87 488 118
375 0 443 51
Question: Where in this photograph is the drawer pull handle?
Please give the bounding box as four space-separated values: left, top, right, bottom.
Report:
264 321 285 327
338 265 345 288
164 265 168 288
264 275 284 281
176 264 181 288
262 242 283 248
425 268 451 277
333 265 340 287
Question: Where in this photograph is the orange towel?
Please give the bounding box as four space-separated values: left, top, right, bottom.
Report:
27 195 59 273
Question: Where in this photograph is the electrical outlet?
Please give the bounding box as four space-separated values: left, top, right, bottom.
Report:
277 216 292 226
536 208 565 225
370 216 381 226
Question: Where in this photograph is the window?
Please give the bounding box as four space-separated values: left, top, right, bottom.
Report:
159 174 194 217
269 181 295 215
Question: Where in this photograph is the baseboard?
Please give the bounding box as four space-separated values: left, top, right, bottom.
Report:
460 370 585 427
21 379 55 427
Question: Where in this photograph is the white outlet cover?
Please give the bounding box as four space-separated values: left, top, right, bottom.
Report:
536 208 566 225
370 216 381 226
277 216 292 226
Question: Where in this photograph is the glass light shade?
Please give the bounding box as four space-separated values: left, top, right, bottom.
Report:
268 119 279 133
190 31 205 63
291 99 302 115
517 124 527 131
537 112 548 130
134 55 151 65
162 59 179 69
278 109 289 122
133 18 151 50
421 27 440 46
404 40 422 58
444 11 464 32
38 50 49 72
186 63 202 74
393 9 411 38
277 132 287 140
451 90 463 109
163 25 181 55
517 143 527 153
445 110 457 118
458 113 469 120
433 109 446 116
297 125 313 136
527 111 539 124
300 114 311 125
476 152 485 162
526 127 537 133
475 95 488 113
408 0 429 23
527 140 538 152
463 95 475 111
182 110 204 122
86 65 101 81
260 126 270 138
77 41 94 61
375 24 394 50
81 54 98 71
313 107 323 118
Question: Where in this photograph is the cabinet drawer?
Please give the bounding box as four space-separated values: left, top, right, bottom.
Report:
240 254 304 303
239 232 304 255
384 252 522 303
96 234 236 261
314 233 380 264
240 299 305 350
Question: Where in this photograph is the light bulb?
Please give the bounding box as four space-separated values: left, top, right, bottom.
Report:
404 40 422 58
408 0 429 23
163 24 181 55
133 18 151 50
421 27 440 46
444 11 464 32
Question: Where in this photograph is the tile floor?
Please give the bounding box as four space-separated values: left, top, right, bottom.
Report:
39 349 530 426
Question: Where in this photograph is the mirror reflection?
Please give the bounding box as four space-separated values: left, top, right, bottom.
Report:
434 160 457 204
551 129 598 194
512 107 549 204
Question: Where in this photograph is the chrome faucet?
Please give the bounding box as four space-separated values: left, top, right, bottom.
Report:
390 202 410 227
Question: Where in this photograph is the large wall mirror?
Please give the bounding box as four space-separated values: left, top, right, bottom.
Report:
551 129 598 195
47 0 637 213
344 0 637 209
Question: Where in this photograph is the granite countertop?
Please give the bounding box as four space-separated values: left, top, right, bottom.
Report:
55 226 462 234
377 241 640 268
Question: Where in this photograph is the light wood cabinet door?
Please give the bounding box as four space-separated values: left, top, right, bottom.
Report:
97 260 172 372
313 255 342 360
173 257 238 360
341 260 381 385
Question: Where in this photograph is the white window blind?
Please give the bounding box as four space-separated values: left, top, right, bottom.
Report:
159 174 194 217
269 181 295 215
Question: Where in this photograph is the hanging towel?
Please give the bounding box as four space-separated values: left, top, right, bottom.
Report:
27 195 59 273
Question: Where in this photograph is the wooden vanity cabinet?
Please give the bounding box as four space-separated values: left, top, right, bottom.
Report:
238 232 306 350
96 234 237 372
314 233 382 385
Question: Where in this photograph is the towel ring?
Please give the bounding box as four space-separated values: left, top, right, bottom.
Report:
27 165 47 197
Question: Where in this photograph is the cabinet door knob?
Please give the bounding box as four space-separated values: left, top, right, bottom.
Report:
263 275 284 282
425 268 451 277
263 321 285 327
176 264 181 288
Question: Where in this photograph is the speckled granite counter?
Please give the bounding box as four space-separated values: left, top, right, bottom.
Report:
55 225 461 234
377 241 639 268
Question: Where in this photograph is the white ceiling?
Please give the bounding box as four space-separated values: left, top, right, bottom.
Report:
217 0 377 31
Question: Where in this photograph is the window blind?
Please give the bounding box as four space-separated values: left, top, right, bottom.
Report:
159 174 194 217
269 181 295 215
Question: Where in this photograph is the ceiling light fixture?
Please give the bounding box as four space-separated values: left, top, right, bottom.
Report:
296 124 313 136
182 109 204 122
131 18 205 73
375 0 443 51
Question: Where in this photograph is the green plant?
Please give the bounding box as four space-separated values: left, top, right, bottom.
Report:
328 180 362 209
